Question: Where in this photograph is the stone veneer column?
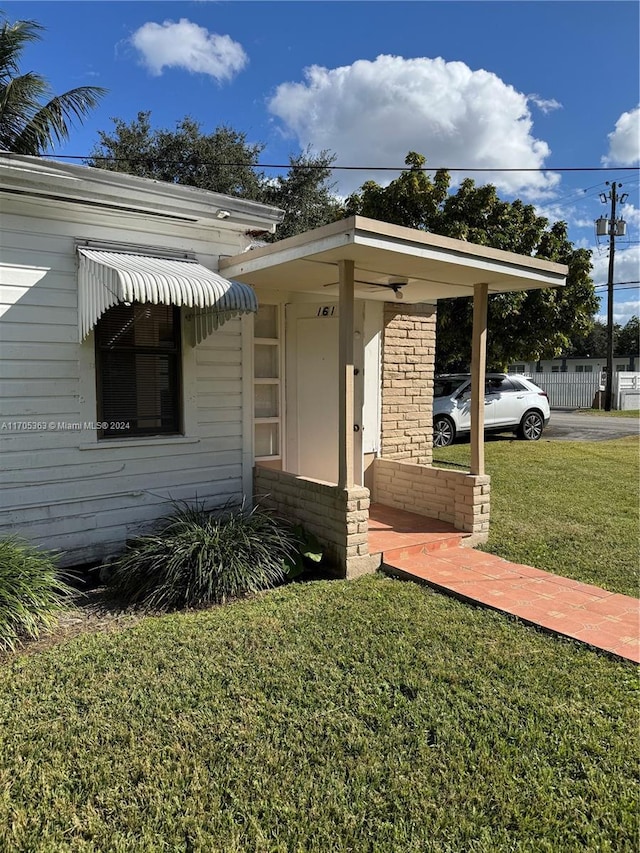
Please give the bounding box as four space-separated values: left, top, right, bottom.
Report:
380 302 437 466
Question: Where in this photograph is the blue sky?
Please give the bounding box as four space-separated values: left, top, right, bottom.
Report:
5 0 640 323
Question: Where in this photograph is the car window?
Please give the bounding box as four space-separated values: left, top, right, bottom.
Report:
509 378 528 391
434 378 467 398
486 376 516 394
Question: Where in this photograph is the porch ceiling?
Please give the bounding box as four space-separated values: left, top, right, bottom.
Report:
219 216 568 302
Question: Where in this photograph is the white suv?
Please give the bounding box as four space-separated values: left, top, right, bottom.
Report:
433 373 551 447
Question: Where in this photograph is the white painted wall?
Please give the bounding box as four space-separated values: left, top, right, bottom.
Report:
0 195 255 565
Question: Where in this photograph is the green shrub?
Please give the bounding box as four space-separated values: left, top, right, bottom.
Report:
0 538 72 652
108 503 298 610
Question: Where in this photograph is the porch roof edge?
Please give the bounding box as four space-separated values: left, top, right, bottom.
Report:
220 216 568 279
219 216 568 300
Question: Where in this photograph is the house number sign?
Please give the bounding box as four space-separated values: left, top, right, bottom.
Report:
316 306 336 317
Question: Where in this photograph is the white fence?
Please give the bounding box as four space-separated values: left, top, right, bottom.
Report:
533 372 601 409
530 371 640 409
615 372 640 410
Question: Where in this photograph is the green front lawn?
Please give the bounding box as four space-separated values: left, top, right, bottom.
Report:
0 576 637 852
434 436 639 597
576 408 640 418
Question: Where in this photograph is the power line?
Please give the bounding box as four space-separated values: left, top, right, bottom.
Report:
28 153 640 173
550 177 640 207
595 281 640 287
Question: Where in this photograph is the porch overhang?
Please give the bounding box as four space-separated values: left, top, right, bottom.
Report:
219 216 568 301
228 216 568 491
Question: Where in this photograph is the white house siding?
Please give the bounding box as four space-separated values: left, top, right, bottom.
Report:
0 195 253 565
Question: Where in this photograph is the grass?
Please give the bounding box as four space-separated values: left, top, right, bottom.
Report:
433 436 639 597
0 575 637 852
575 408 639 418
0 538 72 652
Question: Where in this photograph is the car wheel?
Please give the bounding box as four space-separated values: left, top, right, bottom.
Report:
433 415 456 447
518 410 544 441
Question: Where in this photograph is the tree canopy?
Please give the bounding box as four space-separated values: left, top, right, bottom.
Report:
88 113 340 240
565 319 610 358
563 315 638 358
0 14 106 154
259 147 341 241
88 112 264 199
615 316 639 357
346 153 598 371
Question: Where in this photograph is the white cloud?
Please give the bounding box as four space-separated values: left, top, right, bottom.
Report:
591 244 640 326
620 202 640 230
535 201 577 224
131 18 247 82
528 94 562 114
591 244 640 287
596 299 640 326
268 55 560 197
602 106 640 166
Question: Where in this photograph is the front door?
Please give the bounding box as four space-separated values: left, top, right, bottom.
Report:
285 302 364 484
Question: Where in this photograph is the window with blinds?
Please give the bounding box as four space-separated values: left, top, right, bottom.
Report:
95 302 181 438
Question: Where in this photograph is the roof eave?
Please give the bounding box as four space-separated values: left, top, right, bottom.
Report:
0 153 284 231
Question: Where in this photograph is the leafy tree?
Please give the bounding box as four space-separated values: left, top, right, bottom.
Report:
345 152 449 229
615 315 639 357
564 319 611 358
89 114 340 239
565 315 638 360
0 15 106 154
88 112 264 200
260 147 342 240
346 154 598 371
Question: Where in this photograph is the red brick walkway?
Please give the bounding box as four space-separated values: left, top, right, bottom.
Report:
369 503 639 663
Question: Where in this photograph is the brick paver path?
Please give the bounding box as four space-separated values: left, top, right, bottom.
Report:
369 503 639 663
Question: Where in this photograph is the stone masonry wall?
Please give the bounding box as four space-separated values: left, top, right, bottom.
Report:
380 302 437 466
372 458 490 538
254 466 377 578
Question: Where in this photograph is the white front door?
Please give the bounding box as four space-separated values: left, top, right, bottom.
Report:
286 302 364 484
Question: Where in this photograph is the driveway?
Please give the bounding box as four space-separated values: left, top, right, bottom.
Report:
543 410 639 442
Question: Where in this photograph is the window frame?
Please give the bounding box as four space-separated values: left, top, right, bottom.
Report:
253 303 284 462
95 301 183 440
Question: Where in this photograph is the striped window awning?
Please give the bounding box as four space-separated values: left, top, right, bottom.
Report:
78 247 258 344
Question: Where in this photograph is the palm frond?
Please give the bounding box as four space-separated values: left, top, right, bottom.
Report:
0 72 50 149
0 19 44 82
0 13 107 154
10 86 107 153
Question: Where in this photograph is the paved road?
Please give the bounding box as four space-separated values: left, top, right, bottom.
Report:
543 410 639 442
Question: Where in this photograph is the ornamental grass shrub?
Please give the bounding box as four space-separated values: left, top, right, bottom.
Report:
0 538 72 652
108 502 298 610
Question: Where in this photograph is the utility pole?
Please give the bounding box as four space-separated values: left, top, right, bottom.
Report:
597 182 628 411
